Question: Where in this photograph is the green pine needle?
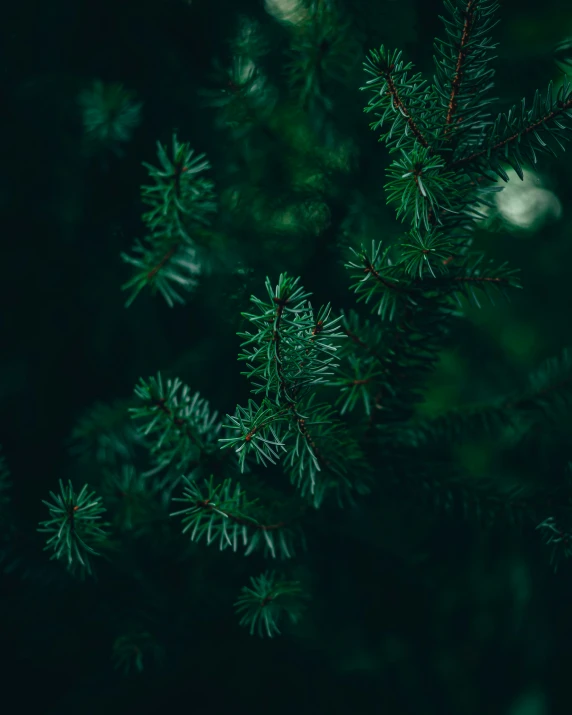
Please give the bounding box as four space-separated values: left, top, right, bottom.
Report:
38 480 110 576
234 571 306 638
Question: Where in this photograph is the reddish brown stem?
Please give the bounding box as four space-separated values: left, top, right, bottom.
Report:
364 261 408 294
195 500 286 531
451 97 572 169
342 328 386 367
444 1 478 137
154 397 203 450
147 246 177 282
384 70 430 149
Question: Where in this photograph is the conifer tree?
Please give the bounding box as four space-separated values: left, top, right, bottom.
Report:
14 0 572 679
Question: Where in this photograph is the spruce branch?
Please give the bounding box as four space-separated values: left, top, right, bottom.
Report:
201 55 276 135
170 475 299 558
346 241 413 321
78 80 142 155
224 274 367 506
130 374 222 475
283 396 370 507
38 480 111 576
362 46 435 151
220 399 289 471
451 77 572 177
399 227 457 279
340 312 386 366
386 147 458 230
434 0 499 142
234 571 307 637
286 0 359 110
444 0 478 131
346 241 457 429
330 311 392 417
329 354 386 417
238 274 343 403
426 253 521 307
121 135 216 307
106 0 572 638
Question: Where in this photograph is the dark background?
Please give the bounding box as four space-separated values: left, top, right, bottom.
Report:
3 0 572 712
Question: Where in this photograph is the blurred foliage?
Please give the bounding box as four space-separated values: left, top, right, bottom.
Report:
78 80 143 156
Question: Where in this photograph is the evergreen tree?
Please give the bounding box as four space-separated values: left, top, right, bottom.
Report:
42 0 572 617
5 0 572 708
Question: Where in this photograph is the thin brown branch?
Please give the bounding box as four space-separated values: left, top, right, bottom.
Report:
364 261 408 294
444 0 478 137
154 397 203 451
296 416 334 472
271 296 333 474
451 97 572 169
196 499 287 531
385 69 430 149
342 328 386 367
146 246 177 282
243 409 289 442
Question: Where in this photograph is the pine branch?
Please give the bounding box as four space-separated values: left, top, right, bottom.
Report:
451 78 572 177
170 475 301 558
362 46 437 152
399 228 457 279
286 0 359 110
238 274 343 403
234 571 307 637
330 311 391 417
220 399 289 471
38 480 111 577
341 317 385 365
105 0 572 638
283 396 370 507
201 55 276 136
78 80 142 154
224 274 368 506
130 374 223 476
423 253 521 307
121 135 216 307
444 1 478 131
346 241 413 321
386 146 459 231
434 0 499 144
